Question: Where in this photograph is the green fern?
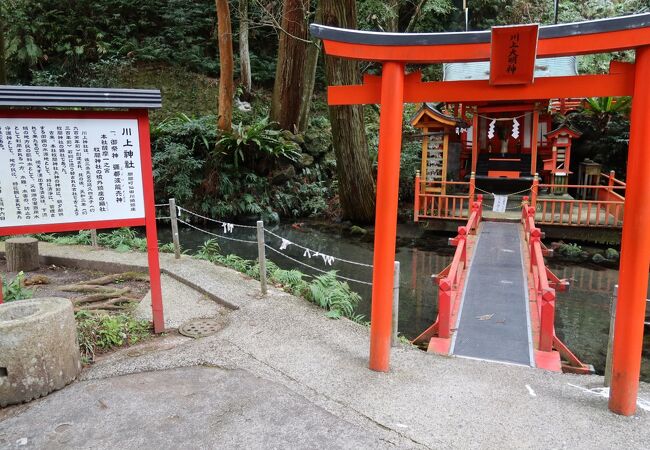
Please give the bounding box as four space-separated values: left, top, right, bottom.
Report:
196 239 221 261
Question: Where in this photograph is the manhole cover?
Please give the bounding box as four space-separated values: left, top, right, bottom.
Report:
178 318 224 338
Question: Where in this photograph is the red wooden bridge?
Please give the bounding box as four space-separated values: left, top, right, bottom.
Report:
413 196 591 373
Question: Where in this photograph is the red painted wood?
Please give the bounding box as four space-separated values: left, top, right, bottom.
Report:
136 110 165 333
490 24 539 85
369 62 405 372
610 45 650 416
328 70 635 105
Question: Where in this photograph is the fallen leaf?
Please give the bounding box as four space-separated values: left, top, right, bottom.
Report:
476 314 494 321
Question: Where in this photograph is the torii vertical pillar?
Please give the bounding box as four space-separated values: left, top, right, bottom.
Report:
369 62 405 372
609 45 650 416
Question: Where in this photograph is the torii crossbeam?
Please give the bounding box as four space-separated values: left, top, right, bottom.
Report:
311 13 650 416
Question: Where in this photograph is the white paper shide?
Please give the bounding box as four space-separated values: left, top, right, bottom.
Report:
0 118 145 228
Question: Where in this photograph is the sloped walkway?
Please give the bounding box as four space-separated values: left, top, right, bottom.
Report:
452 222 533 366
1 243 650 449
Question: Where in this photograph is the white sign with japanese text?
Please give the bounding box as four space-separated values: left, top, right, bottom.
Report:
0 118 145 227
493 195 508 213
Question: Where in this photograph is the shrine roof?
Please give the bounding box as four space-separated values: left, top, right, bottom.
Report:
443 57 578 82
410 103 468 128
0 86 162 109
545 124 583 138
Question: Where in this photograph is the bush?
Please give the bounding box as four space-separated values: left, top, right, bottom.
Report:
558 243 585 259
216 117 301 171
1 272 33 302
306 272 363 321
75 311 152 363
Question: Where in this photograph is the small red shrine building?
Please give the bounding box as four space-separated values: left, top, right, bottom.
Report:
414 57 580 188
412 58 625 227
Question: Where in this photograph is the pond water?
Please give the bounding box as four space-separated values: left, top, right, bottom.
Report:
160 220 650 380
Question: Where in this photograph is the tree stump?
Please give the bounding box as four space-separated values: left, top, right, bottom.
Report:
6 237 40 272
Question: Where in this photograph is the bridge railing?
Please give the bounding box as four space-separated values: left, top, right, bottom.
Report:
435 195 483 339
521 202 573 351
414 172 473 222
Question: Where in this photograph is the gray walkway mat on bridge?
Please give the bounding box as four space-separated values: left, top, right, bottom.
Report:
451 222 533 366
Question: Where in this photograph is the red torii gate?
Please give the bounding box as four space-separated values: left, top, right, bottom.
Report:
311 13 650 416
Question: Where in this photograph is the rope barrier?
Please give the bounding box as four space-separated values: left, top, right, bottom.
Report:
156 216 171 220
475 111 531 121
168 203 374 286
177 219 257 244
263 228 374 268
264 244 373 286
480 199 526 212
155 203 170 207
474 185 531 197
177 206 258 229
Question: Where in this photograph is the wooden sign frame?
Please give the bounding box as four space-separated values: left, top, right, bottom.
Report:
0 109 165 333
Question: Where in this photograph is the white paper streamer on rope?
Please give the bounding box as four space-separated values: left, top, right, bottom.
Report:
512 117 520 139
493 195 508 213
222 223 234 233
487 119 496 139
280 238 291 250
321 254 335 266
303 249 335 266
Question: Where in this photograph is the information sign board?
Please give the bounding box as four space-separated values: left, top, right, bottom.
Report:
0 117 145 228
0 109 164 332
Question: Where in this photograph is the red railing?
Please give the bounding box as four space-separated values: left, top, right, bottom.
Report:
416 171 625 228
521 202 589 373
412 195 483 346
414 173 474 221
522 204 557 351
435 196 483 339
530 172 625 227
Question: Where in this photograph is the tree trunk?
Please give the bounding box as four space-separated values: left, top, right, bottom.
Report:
387 0 400 32
406 0 428 32
216 0 234 131
322 0 376 223
238 0 252 100
6 237 39 272
296 4 322 133
0 14 6 85
270 0 310 131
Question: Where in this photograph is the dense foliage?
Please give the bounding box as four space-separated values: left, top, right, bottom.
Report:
1 0 646 220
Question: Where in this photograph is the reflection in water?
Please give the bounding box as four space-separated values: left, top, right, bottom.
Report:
162 222 649 380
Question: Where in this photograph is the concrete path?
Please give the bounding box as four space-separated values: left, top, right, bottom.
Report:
135 274 229 329
0 367 388 449
1 243 650 449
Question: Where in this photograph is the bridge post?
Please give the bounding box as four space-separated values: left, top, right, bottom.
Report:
438 278 452 339
369 61 405 372
531 174 539 210
521 196 529 224
469 172 476 204
414 171 421 222
609 45 650 416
